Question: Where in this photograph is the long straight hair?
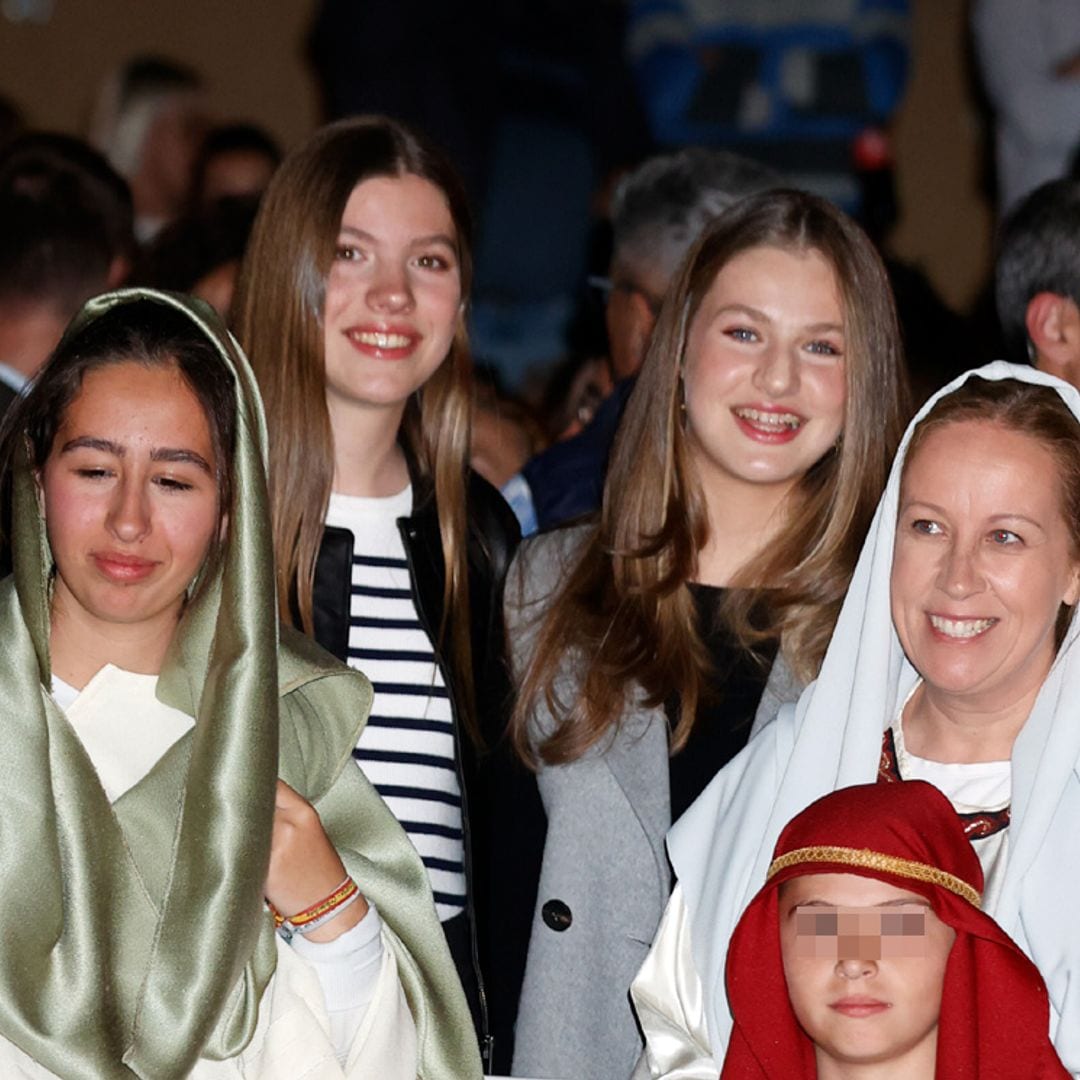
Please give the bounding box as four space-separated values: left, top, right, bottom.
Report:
231 116 480 745
513 190 909 766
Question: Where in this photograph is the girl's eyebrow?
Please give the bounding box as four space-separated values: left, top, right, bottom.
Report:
711 303 770 323
60 436 124 456
338 225 456 249
151 448 213 474
708 304 843 335
60 436 212 475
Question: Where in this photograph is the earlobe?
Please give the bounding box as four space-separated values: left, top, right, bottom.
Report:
1026 292 1080 373
1064 563 1080 609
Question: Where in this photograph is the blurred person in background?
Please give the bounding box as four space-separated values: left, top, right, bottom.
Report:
516 147 779 534
0 133 133 414
90 55 208 242
470 372 545 493
973 0 1080 214
995 178 1080 390
188 123 282 210
131 195 259 318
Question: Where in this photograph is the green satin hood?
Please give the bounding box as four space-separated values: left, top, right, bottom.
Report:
0 289 481 1078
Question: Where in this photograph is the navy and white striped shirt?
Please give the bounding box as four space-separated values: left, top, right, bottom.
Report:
326 487 466 921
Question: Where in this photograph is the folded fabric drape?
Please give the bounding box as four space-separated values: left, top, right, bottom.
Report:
0 288 481 1079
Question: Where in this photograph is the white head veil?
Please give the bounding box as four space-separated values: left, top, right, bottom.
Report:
669 361 1080 1069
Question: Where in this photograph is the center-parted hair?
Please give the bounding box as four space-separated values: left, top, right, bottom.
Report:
231 116 482 745
514 189 909 766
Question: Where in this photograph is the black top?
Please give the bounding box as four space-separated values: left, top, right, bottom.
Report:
667 584 778 822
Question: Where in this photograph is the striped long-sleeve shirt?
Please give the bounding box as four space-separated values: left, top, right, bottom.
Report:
325 487 466 921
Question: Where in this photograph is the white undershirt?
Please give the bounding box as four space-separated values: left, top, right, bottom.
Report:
893 689 1011 911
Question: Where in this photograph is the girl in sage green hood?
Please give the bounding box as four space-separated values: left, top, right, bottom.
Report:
0 287 481 1079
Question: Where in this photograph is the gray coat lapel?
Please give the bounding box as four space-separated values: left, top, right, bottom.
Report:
602 701 672 888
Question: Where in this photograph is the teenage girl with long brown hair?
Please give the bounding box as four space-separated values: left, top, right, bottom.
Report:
506 189 910 1079
231 116 526 1071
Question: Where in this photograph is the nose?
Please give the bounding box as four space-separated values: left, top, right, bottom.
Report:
835 954 878 980
937 540 985 600
107 477 151 543
366 262 414 314
752 343 800 398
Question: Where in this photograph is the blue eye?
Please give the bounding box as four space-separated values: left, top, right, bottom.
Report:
990 529 1021 545
806 339 841 356
726 327 757 342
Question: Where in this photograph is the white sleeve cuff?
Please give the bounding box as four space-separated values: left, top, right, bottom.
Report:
290 901 385 1012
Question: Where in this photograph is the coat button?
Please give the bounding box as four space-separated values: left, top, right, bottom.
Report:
542 899 572 931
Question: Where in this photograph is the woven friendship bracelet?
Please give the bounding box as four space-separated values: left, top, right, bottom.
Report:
766 845 982 908
269 876 361 940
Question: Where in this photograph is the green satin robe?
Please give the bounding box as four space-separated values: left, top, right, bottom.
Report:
0 289 482 1079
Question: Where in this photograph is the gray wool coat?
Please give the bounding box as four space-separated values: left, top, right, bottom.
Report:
505 526 802 1080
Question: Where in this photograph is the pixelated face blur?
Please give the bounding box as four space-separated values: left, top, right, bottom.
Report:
780 873 955 1069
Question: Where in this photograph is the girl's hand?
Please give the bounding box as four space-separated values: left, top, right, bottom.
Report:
265 780 368 941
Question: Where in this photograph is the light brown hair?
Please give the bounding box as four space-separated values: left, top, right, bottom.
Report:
514 189 909 766
231 116 480 744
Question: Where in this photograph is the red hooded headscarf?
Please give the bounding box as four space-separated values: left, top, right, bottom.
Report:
721 780 1068 1079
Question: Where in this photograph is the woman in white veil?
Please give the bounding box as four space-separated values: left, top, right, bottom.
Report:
632 360 1080 1075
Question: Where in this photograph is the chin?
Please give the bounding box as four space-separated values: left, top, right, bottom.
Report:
920 668 1005 704
817 1038 898 1067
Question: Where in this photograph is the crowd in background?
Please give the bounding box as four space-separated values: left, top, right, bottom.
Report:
4 3 1080 511
4 2 1080 1078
